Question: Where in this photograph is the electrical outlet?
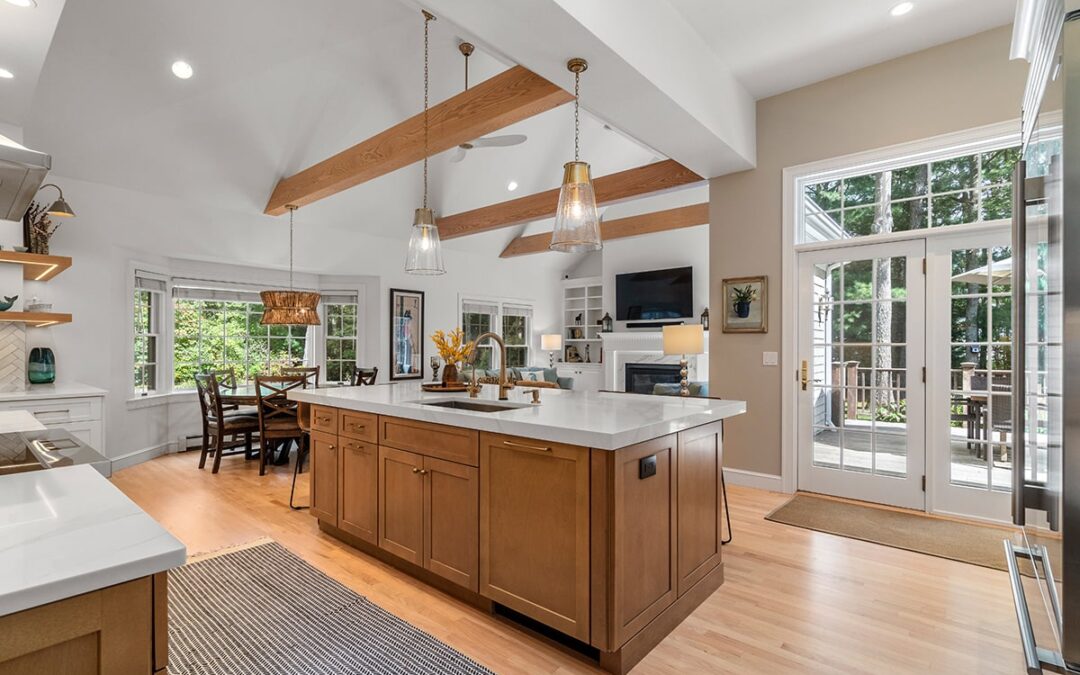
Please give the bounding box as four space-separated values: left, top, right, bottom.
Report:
763 351 779 366
639 455 657 479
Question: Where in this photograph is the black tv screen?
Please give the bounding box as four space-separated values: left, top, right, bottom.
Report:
615 266 693 321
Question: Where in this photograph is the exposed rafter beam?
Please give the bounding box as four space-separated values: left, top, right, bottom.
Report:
438 159 702 240
264 66 573 216
500 202 708 257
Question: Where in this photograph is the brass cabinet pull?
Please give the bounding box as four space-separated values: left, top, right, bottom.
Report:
348 444 366 453
502 440 552 453
316 415 332 424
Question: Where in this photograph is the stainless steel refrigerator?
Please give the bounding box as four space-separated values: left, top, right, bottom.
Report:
1006 0 1076 672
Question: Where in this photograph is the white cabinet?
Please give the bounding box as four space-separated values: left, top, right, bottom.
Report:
557 364 604 391
0 384 106 450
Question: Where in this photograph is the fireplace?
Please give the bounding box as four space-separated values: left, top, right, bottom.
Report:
624 363 681 394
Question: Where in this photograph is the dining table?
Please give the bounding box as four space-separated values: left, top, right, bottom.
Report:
218 382 347 464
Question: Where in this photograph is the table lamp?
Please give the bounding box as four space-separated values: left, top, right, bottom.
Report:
541 334 563 367
663 324 705 397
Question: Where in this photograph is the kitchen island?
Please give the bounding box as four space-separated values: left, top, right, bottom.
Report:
291 382 745 673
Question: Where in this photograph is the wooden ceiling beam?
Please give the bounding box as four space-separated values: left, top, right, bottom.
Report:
500 202 709 257
264 66 573 216
438 159 702 240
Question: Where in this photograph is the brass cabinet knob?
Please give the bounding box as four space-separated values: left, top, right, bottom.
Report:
412 467 420 474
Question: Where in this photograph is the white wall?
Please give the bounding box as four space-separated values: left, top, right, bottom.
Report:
600 225 709 330
37 173 564 462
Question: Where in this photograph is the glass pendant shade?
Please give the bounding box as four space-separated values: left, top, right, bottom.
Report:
550 161 601 252
260 290 322 326
405 207 446 275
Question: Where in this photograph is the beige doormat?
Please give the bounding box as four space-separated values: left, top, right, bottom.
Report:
766 493 1060 575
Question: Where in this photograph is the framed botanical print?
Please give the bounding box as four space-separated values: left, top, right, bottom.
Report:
389 288 424 380
722 276 768 333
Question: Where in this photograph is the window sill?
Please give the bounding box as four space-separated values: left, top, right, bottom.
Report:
126 391 196 410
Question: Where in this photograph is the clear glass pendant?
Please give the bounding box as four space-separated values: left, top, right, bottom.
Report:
405 207 445 275
550 161 601 252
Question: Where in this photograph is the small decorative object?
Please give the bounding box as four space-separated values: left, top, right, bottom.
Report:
429 356 441 383
701 307 710 331
28 347 55 384
0 295 18 312
431 327 474 384
569 326 584 340
722 276 768 333
663 325 705 397
585 344 591 363
24 201 63 255
421 382 468 393
541 334 562 367
565 345 583 363
25 296 51 312
574 312 583 325
601 312 613 333
390 289 425 379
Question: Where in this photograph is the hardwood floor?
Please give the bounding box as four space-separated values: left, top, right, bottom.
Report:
111 452 1032 674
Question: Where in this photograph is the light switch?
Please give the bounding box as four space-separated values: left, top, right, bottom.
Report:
762 351 779 366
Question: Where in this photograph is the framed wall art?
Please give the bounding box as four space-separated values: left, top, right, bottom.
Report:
389 288 424 380
721 276 768 333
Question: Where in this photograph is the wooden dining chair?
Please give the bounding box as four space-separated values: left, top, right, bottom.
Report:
350 366 379 386
195 373 260 474
210 368 248 412
254 374 308 477
281 365 319 389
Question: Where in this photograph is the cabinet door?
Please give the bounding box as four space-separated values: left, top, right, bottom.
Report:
338 438 378 544
310 431 338 524
480 433 590 641
677 421 723 595
423 456 479 591
378 446 424 565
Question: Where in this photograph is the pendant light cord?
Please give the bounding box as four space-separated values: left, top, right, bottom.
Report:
288 205 296 291
422 11 432 210
574 70 580 163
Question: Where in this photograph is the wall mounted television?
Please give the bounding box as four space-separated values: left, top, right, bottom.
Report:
615 266 693 322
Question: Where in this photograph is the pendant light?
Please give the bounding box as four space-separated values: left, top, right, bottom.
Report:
405 10 446 275
261 205 321 325
550 58 601 253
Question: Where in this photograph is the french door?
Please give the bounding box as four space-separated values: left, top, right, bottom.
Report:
797 239 926 509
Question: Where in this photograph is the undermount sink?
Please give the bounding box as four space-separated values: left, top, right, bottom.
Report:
416 399 528 413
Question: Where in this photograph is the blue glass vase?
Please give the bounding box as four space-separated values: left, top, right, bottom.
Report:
28 347 55 384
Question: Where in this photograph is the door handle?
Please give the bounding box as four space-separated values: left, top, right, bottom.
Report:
800 360 809 391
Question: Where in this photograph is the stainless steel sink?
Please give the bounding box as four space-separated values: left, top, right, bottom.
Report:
417 399 527 413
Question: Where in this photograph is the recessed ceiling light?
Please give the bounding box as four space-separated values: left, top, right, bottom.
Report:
4 0 37 7
171 60 193 79
0 68 13 80
890 2 914 17
507 181 518 192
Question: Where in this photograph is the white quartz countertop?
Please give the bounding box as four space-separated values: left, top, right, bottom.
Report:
291 382 746 450
0 382 107 402
0 465 186 617
0 410 45 433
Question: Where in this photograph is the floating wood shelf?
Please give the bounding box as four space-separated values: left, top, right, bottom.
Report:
0 251 72 282
0 311 73 327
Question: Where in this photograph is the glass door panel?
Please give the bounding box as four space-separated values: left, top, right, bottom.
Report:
799 239 925 509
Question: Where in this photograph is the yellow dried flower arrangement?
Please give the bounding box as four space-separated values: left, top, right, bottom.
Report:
431 328 475 365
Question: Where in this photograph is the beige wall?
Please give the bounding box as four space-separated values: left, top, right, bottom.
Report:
709 26 1053 477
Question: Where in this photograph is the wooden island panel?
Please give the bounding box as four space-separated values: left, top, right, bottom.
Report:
676 421 724 595
309 431 338 524
424 456 479 591
338 438 378 544
378 446 425 565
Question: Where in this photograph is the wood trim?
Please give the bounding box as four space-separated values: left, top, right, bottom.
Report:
0 311 72 327
264 66 572 215
589 449 612 652
152 572 168 673
0 251 71 282
438 160 703 240
500 202 709 257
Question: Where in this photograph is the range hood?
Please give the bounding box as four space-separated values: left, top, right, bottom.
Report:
0 134 51 222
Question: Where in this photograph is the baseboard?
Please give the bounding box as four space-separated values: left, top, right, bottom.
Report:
110 441 176 472
724 467 785 492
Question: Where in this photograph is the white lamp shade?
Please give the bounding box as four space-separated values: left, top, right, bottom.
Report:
541 334 563 351
663 324 705 355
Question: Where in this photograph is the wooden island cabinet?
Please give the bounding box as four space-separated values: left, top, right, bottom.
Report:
307 403 728 674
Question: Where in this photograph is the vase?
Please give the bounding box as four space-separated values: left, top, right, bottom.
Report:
442 363 460 385
734 300 751 318
28 347 55 384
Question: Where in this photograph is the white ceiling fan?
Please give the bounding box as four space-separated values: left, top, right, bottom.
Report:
450 42 527 163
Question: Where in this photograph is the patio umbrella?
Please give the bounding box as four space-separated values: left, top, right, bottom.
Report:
951 257 1013 285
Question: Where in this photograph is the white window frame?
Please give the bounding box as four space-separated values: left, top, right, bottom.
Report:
129 264 170 399
780 115 1061 496
322 295 360 384
458 294 535 370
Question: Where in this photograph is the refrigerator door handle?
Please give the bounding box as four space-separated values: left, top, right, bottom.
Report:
1004 540 1068 674
1011 161 1028 526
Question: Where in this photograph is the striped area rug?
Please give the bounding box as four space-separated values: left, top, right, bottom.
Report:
168 540 493 675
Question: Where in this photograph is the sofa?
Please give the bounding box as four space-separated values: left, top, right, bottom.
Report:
652 381 709 397
473 366 573 390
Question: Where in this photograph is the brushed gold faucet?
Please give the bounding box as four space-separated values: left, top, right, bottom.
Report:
467 331 514 400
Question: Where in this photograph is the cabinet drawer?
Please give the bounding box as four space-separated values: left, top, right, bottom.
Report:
1 397 101 424
310 406 338 434
379 416 479 467
339 411 377 443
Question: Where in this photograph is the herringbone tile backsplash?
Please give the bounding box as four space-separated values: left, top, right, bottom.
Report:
0 323 27 392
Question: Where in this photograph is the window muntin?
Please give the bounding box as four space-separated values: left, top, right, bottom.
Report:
173 299 308 389
460 299 532 371
324 303 358 383
802 147 1021 243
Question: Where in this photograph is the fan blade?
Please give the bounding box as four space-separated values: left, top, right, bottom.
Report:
471 134 527 148
449 146 468 163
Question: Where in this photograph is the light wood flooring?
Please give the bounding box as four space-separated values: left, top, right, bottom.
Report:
111 452 1034 674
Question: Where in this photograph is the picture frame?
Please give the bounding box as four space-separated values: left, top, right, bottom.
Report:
721 276 768 333
389 288 424 380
